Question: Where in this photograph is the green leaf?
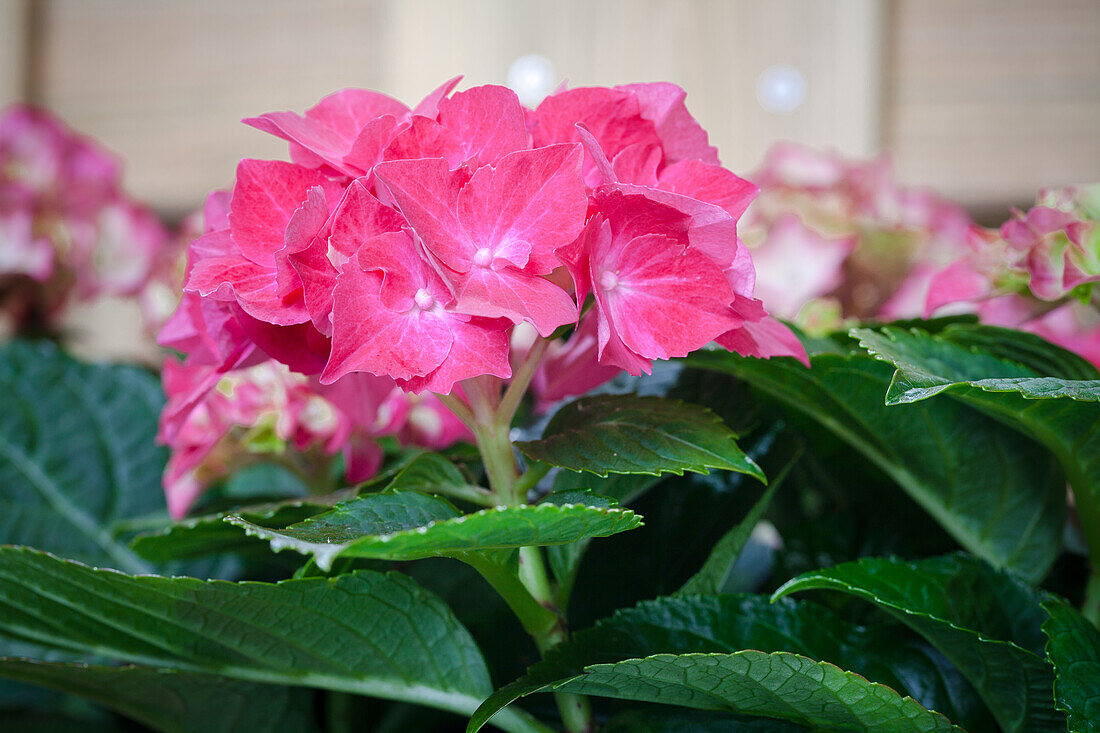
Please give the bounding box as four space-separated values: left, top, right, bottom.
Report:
0 339 166 572
0 547 546 733
684 346 1066 581
515 394 765 481
130 500 332 562
603 708 810 731
129 452 475 563
549 469 663 506
477 651 960 732
474 593 989 732
854 325 1100 538
380 452 490 503
940 323 1099 380
227 489 642 571
0 660 316 733
1041 596 1100 732
677 457 790 596
773 553 1063 732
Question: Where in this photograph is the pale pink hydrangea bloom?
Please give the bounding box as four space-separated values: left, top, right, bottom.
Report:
922 185 1100 366
0 105 170 330
742 142 973 327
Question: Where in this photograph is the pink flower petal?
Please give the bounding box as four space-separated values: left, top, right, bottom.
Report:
925 259 993 315
437 84 529 166
324 232 458 384
228 159 344 267
658 159 758 221
592 232 739 367
244 88 409 175
616 82 719 165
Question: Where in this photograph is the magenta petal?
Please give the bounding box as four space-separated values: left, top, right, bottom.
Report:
412 76 463 118
612 182 740 271
330 179 407 260
278 185 333 299
533 314 621 408
400 316 512 395
594 303 654 377
245 88 408 174
202 190 231 231
186 255 309 326
457 144 587 274
594 233 738 361
658 159 758 221
438 85 529 166
612 144 662 187
533 87 662 178
356 231 449 312
926 260 992 314
234 307 331 376
343 115 401 176
383 116 466 167
324 259 453 385
617 82 719 165
374 157 470 272
457 266 577 336
292 180 406 334
716 314 809 367
228 159 343 267
190 230 237 260
574 124 618 186
342 436 385 483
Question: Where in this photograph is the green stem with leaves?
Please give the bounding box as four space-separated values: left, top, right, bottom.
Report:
450 337 595 733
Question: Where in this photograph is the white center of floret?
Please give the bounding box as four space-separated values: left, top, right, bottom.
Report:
414 288 435 310
599 270 620 291
473 247 493 267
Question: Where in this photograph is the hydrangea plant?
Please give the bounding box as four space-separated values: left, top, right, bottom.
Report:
0 81 1098 733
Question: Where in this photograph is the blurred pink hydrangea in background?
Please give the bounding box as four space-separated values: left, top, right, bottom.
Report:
0 105 172 334
920 185 1100 366
741 142 974 329
741 143 1100 367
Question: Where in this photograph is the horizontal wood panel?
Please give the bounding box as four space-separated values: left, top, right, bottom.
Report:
887 0 1100 208
7 0 1099 215
30 0 882 215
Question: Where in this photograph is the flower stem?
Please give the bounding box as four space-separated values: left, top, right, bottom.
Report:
454 363 593 733
499 337 550 427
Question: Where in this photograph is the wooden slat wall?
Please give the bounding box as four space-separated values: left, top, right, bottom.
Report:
0 0 29 106
20 0 884 216
887 0 1100 209
2 0 1098 214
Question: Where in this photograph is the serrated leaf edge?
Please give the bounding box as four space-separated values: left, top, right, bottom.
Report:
517 395 765 481
852 326 1100 405
226 502 643 570
481 651 962 733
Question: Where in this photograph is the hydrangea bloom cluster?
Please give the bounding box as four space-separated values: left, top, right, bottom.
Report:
175 79 804 416
161 357 468 518
159 189 468 517
0 105 169 332
741 142 974 329
922 185 1100 366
